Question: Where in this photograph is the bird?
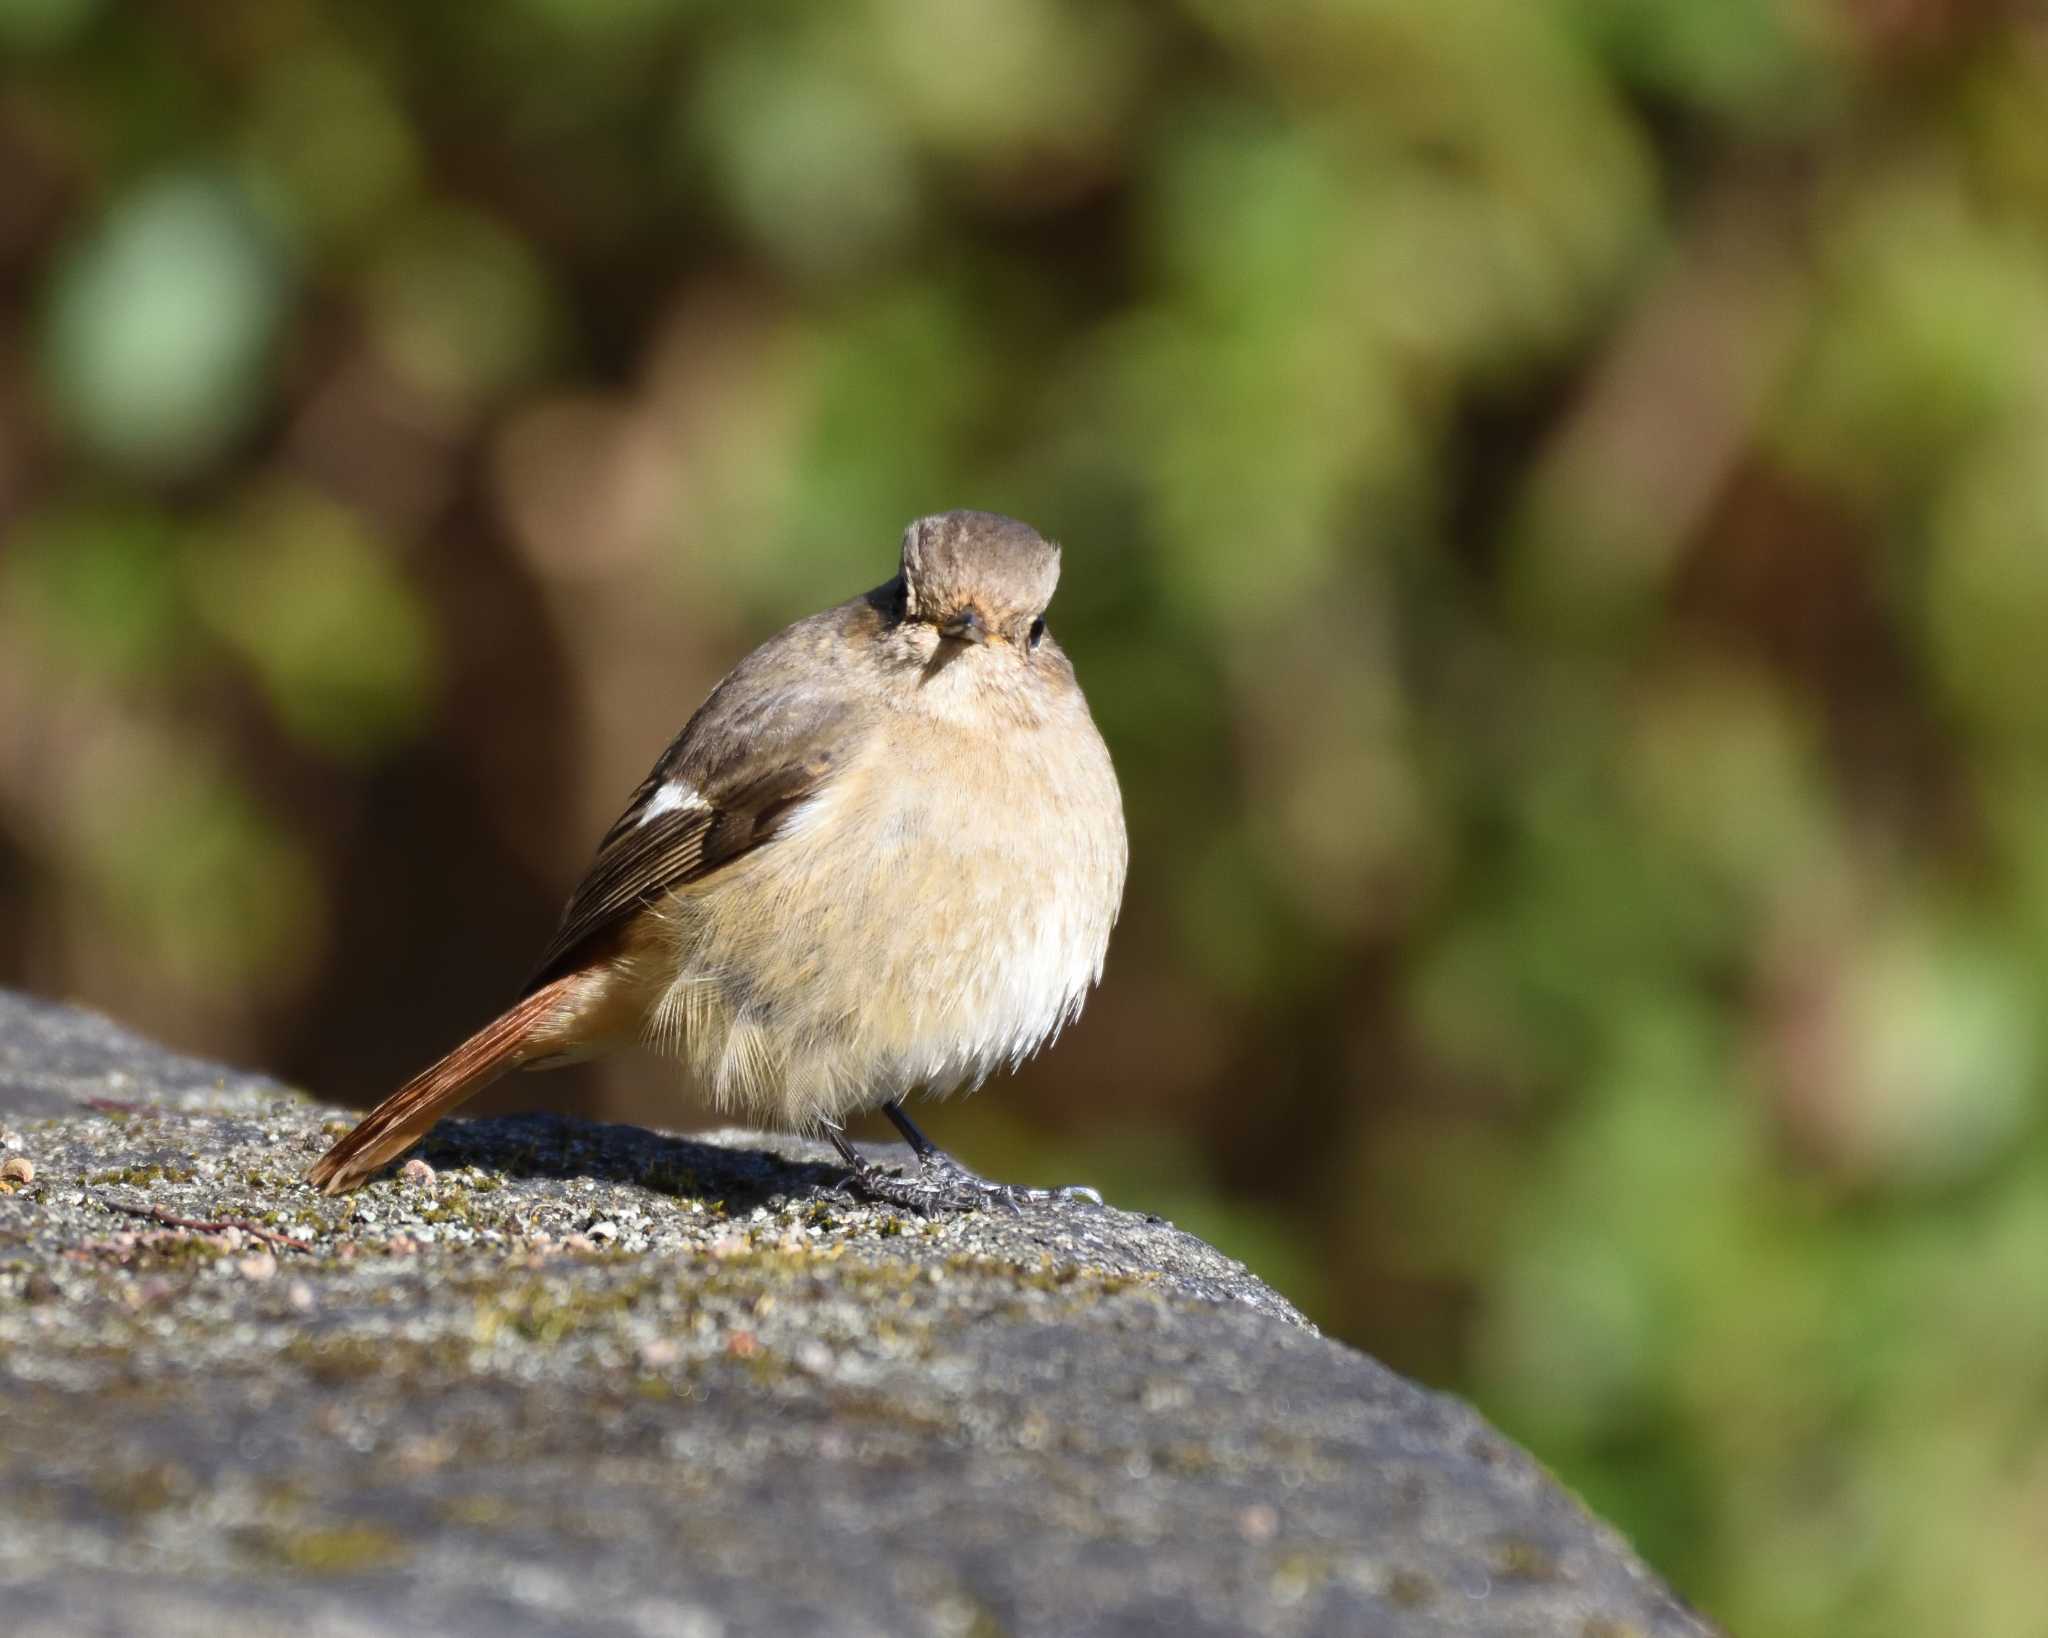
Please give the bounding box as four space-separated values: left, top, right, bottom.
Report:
306 510 1128 1213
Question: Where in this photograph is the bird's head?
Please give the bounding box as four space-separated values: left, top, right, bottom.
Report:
899 510 1060 658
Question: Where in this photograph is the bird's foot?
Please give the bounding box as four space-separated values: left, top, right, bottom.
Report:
831 1150 1101 1218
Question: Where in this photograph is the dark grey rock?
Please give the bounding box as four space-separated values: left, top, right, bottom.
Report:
0 989 1716 1638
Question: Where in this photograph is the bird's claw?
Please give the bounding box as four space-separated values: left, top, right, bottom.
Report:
834 1150 1101 1218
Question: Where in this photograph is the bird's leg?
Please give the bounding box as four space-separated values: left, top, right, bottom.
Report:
821 1113 980 1216
877 1100 1102 1214
818 1107 1101 1216
820 1114 961 1215
821 1120 895 1184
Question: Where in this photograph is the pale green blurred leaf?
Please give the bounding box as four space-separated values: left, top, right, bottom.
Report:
860 0 1145 168
1567 0 1833 118
1779 172 2048 493
363 206 558 410
1924 425 2048 748
693 44 919 281
42 174 287 473
0 0 102 51
186 485 439 758
1 501 182 677
1824 910 2037 1189
67 730 321 994
788 286 996 579
241 41 421 246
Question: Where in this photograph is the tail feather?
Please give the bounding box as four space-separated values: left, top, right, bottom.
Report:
305 976 581 1195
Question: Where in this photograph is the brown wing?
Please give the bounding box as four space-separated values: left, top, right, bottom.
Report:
521 737 846 993
521 584 896 993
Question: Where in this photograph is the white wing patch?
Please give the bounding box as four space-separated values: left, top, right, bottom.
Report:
638 779 706 825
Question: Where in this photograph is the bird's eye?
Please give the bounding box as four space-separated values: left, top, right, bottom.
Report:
1027 617 1046 650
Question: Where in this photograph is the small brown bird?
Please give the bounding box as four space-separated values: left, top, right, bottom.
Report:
307 511 1127 1212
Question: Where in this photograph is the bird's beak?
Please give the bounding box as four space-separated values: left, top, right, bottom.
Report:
939 608 989 645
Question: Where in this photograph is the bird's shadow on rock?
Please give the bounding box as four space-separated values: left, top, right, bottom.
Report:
414 1111 851 1214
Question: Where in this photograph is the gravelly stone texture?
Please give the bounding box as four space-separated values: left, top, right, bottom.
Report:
0 989 1716 1638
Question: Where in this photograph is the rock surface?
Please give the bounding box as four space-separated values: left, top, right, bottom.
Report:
0 989 1715 1638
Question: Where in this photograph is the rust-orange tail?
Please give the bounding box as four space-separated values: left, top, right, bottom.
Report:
305 975 581 1195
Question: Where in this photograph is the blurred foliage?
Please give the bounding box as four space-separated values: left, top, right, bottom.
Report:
4 2 2048 1631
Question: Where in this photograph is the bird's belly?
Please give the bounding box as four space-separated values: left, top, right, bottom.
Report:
644 738 1122 1128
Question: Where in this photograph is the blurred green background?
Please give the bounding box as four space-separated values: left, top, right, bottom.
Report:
5 2 2047 1631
